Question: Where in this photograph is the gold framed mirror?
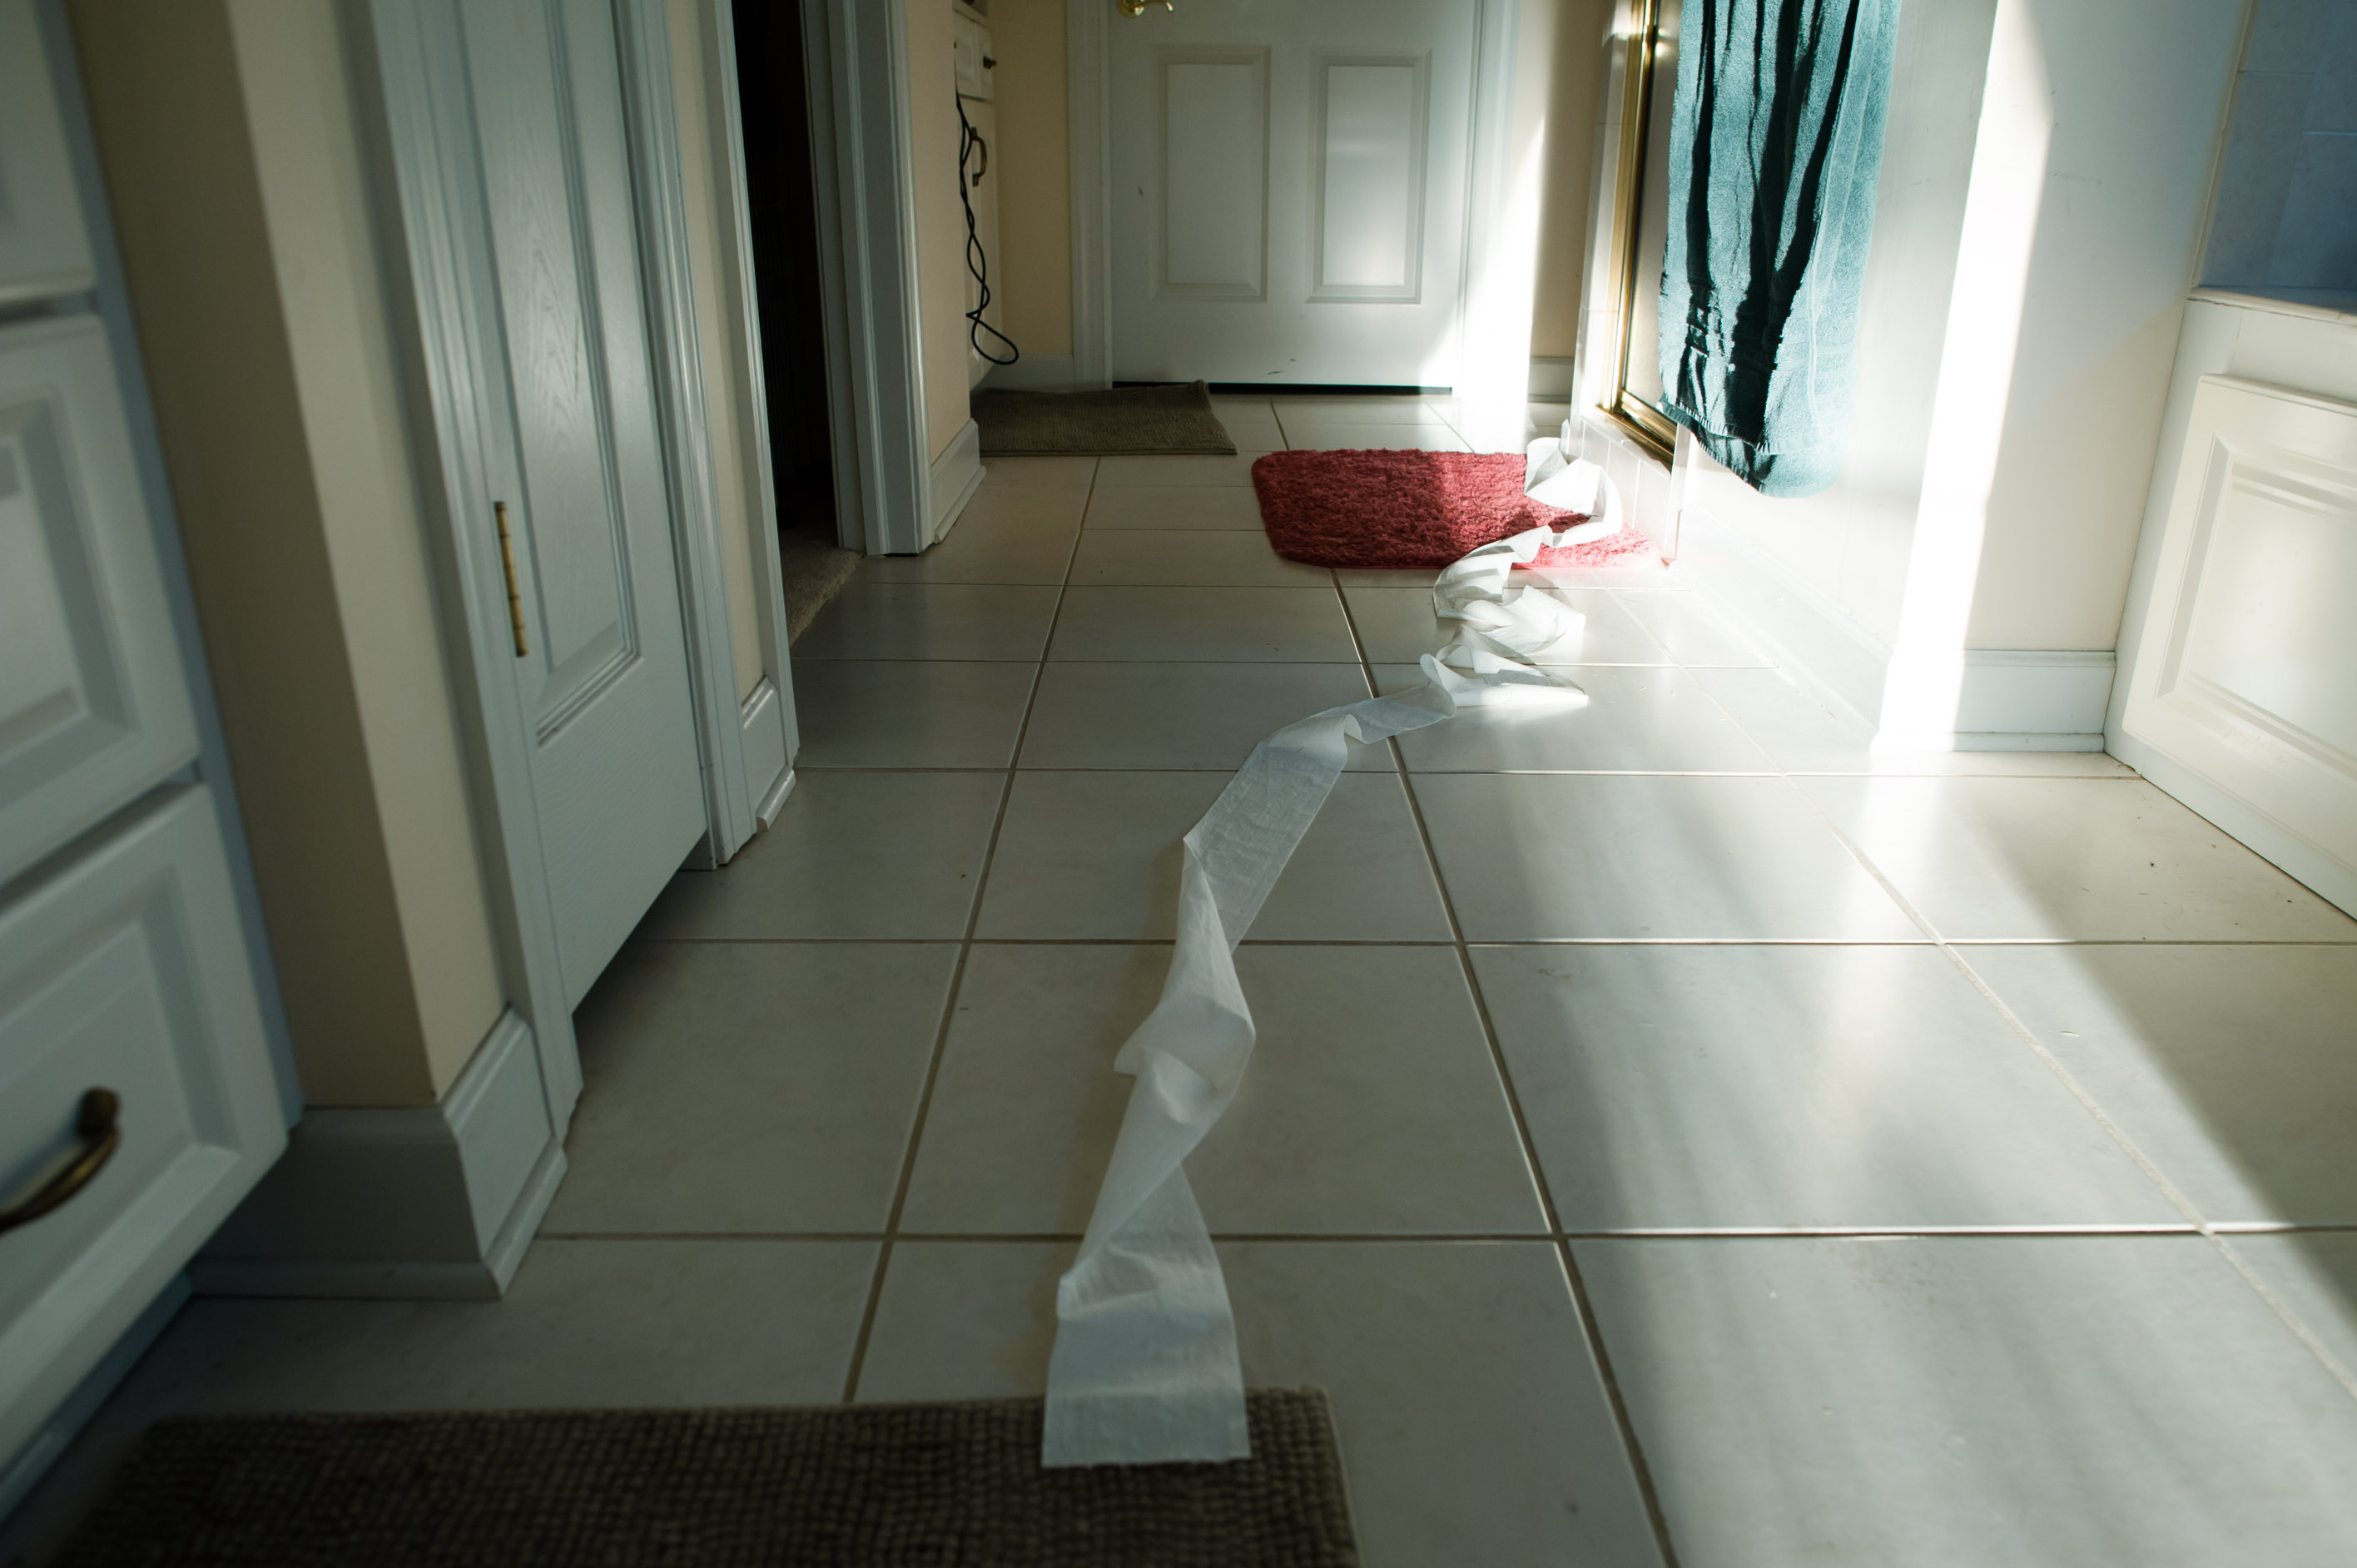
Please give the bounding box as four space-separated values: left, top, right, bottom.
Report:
1602 0 1680 462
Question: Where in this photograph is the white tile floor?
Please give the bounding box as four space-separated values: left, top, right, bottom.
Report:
12 395 2357 1566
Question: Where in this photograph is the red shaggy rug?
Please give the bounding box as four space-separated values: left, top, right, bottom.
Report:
1250 449 1662 571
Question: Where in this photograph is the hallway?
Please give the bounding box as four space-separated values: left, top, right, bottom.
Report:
14 395 2357 1566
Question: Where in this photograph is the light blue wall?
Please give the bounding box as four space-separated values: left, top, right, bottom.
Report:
2202 0 2357 291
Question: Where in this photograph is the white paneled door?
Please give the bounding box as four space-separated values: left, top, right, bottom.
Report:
2121 375 2357 914
457 0 708 1005
1107 0 1476 387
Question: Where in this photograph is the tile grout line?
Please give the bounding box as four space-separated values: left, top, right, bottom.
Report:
1333 584 1687 1568
1793 792 2357 1407
836 458 1103 1404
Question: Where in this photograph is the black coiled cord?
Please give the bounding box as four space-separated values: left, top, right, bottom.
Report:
957 94 1020 367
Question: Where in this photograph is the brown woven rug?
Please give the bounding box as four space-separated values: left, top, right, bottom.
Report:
973 380 1235 455
56 1392 1357 1567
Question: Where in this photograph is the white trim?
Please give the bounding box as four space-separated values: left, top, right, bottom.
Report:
1948 651 2114 749
701 0 800 813
192 1011 567 1301
1675 506 2111 751
352 0 583 1131
928 416 985 542
1066 0 1111 389
1673 503 1892 732
755 754 798 831
981 352 1078 390
801 0 934 554
1527 355 1576 399
614 0 757 865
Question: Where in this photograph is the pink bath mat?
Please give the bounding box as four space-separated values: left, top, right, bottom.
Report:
1249 449 1662 571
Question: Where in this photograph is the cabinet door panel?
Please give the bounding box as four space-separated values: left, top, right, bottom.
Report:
2123 375 2357 905
0 319 199 884
0 786 285 1466
0 0 94 305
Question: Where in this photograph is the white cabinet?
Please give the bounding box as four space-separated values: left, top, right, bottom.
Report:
0 0 93 305
0 318 201 885
0 787 285 1472
0 0 288 1511
2119 373 2357 913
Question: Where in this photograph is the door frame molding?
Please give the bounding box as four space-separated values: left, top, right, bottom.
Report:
613 0 796 866
799 0 936 553
1067 0 1522 397
351 0 584 1139
1067 0 1113 389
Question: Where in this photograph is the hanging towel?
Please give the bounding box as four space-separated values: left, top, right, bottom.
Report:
1658 0 1901 498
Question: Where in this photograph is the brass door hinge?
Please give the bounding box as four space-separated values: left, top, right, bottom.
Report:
494 501 528 657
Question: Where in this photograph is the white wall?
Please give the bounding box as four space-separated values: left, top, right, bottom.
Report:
1590 0 2245 747
1959 0 2247 653
1678 0 1998 651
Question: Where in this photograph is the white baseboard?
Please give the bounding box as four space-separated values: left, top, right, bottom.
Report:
191 1010 563 1300
928 418 985 543
738 677 791 833
981 354 1077 390
1947 651 2115 750
755 765 797 831
1675 504 1891 730
1528 355 1576 399
1676 507 2113 752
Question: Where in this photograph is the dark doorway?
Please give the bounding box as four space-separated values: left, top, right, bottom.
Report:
732 0 858 637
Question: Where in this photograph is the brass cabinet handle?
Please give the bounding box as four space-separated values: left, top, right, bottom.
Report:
0 1089 122 1236
494 501 529 657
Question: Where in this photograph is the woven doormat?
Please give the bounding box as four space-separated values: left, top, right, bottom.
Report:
57 1392 1357 1568
974 380 1235 455
1252 448 1663 570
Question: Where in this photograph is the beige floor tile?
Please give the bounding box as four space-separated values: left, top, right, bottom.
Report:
977 455 1096 485
793 582 1060 660
1067 529 1328 586
1576 1235 2357 1567
854 1240 1665 1568
1049 586 1359 662
899 945 1547 1235
860 499 1082 585
1096 452 1271 486
2222 1233 2357 1385
1800 777 2357 940
1476 944 2177 1229
1274 419 1470 453
1614 590 1772 666
958 481 1094 521
640 771 1002 939
1084 484 1268 530
548 942 954 1233
1017 662 1388 771
1413 773 1923 940
976 771 1451 940
1377 663 1776 774
1342 585 1670 665
1212 413 1287 449
1268 397 1457 424
1337 562 1689 589
791 660 1035 768
1966 944 2357 1223
0 1238 880 1559
1690 667 2138 777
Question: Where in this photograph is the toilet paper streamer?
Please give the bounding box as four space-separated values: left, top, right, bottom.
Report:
1041 447 1624 1466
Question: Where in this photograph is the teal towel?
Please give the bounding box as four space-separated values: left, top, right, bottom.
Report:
1658 0 1901 498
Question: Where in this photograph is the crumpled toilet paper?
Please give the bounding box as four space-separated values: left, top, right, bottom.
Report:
1042 452 1623 1467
